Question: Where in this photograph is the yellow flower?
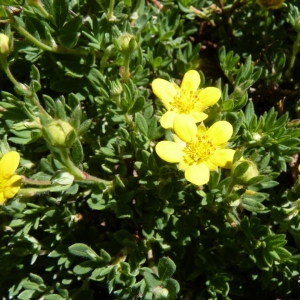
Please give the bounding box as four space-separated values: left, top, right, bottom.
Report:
152 70 221 129
0 151 21 204
156 115 235 185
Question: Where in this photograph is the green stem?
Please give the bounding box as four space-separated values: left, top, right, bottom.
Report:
122 53 131 83
107 0 116 21
59 148 86 180
0 56 21 87
146 240 158 276
18 186 54 196
286 33 300 80
83 174 113 186
225 179 236 198
9 15 88 56
21 176 52 186
32 1 54 22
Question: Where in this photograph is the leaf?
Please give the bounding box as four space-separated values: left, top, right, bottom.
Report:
53 0 69 29
135 113 148 136
68 243 100 260
241 198 265 212
43 295 65 300
58 16 83 48
158 257 176 281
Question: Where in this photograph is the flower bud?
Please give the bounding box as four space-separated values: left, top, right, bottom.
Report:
0 33 10 55
256 0 285 9
231 160 259 185
46 120 75 148
110 79 123 97
114 33 137 54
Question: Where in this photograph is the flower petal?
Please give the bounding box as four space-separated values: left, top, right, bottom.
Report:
160 111 177 129
0 192 5 205
190 111 208 123
210 149 235 169
0 151 20 179
156 141 183 163
152 79 178 110
207 121 233 146
196 87 221 107
203 159 218 171
181 70 200 92
173 114 197 143
185 163 210 185
3 175 21 199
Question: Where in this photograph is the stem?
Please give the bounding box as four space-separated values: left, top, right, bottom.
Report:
119 53 131 83
225 179 236 198
147 240 158 276
32 1 54 22
0 56 21 87
9 14 88 56
107 0 116 21
286 33 300 80
18 186 54 196
59 148 86 180
21 176 52 186
84 174 113 186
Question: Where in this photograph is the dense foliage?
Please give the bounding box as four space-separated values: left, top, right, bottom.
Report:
1 0 300 299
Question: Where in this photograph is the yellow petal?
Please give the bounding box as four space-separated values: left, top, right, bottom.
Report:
181 70 200 92
0 192 5 205
178 160 188 170
185 163 210 185
152 79 178 110
173 114 197 143
3 175 22 199
210 149 235 169
203 159 218 171
0 151 20 179
207 121 233 146
160 111 177 129
196 87 221 107
156 141 183 163
190 111 208 123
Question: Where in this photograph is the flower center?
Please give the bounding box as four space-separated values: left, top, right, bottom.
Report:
183 133 216 165
171 88 198 114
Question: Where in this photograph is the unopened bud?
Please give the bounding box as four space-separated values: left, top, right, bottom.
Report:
46 120 75 148
0 33 10 55
257 0 285 9
114 33 137 54
231 160 259 185
110 79 123 97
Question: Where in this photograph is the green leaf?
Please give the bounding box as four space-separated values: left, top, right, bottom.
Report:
58 16 83 48
43 294 65 300
241 198 265 212
68 243 100 260
158 257 176 281
53 0 69 29
135 113 148 136
142 270 162 290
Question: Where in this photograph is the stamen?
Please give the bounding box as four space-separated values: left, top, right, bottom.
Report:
183 133 216 165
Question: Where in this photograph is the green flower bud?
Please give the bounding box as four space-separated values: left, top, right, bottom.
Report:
231 160 259 185
46 120 75 148
110 79 123 97
0 33 10 55
114 33 137 54
257 0 284 9
26 0 41 6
